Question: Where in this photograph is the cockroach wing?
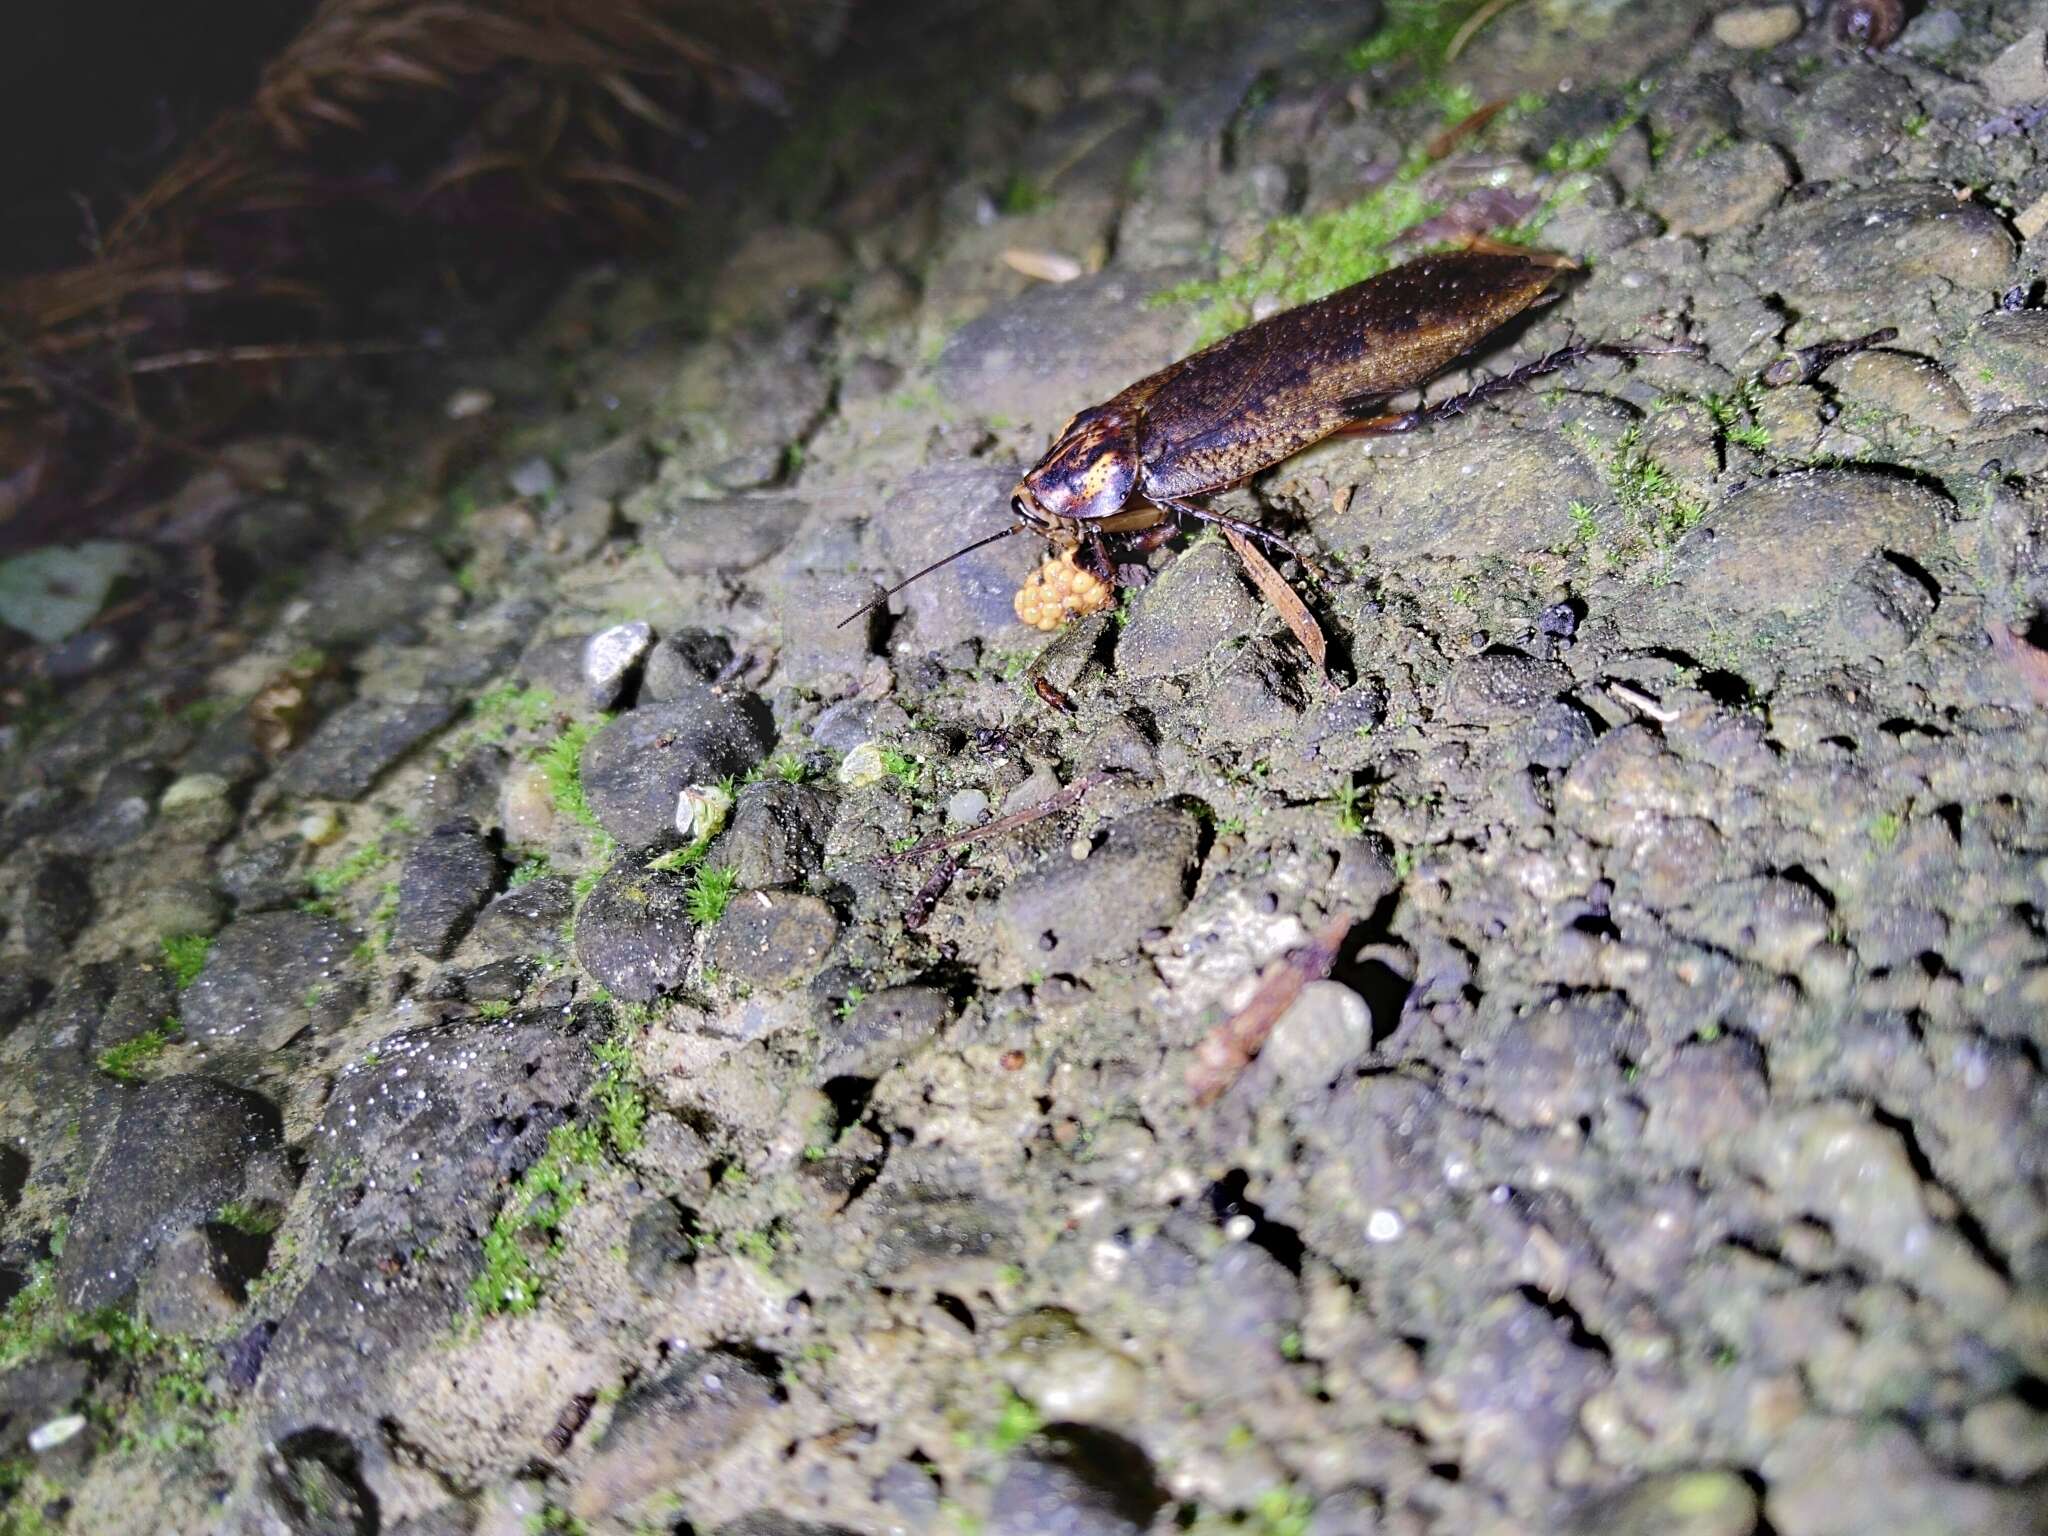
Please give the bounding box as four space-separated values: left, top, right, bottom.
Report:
1135 251 1561 502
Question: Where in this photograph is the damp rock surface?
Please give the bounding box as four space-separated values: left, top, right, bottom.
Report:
4 3 2046 1534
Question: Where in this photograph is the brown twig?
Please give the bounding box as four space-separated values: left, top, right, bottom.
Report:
904 851 964 932
1186 912 1355 1105
877 772 1109 868
1224 526 1327 676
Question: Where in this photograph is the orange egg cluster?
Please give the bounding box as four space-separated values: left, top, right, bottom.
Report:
1013 549 1114 631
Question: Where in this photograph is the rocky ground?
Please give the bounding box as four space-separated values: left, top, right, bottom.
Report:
4 0 2048 1532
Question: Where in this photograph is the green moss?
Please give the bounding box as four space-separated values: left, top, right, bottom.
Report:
1157 176 1441 342
878 747 921 791
644 838 710 873
475 1000 512 1020
159 933 212 989
686 866 738 927
1568 499 1599 545
469 1023 647 1315
1345 0 1489 72
773 753 809 784
998 172 1051 215
986 1389 1043 1454
1870 811 1903 847
213 1201 279 1236
97 1021 181 1083
308 841 393 898
1330 779 1367 837
537 718 610 834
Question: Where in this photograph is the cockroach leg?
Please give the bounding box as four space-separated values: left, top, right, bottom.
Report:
1153 495 1321 577
1082 524 1117 585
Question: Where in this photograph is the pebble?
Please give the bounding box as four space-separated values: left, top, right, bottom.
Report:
947 788 991 826
1711 4 1802 49
580 688 774 849
56 1075 283 1309
181 909 362 1054
1981 26 2048 107
986 1428 1164 1536
837 742 890 788
508 456 558 499
1264 980 1373 1087
702 891 840 988
569 1351 777 1520
581 620 655 709
995 805 1199 973
395 818 501 959
572 861 699 1003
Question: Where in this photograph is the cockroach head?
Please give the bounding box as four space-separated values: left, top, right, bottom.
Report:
1018 405 1139 525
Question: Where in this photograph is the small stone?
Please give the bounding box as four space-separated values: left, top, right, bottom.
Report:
296 807 344 846
395 819 500 959
1523 699 1600 770
1438 650 1569 726
703 891 839 988
819 985 951 1079
0 540 144 644
1754 185 2016 327
137 1225 250 1336
58 1075 283 1310
1832 553 1938 657
625 1199 697 1293
1115 539 1258 680
472 876 574 959
838 742 890 788
279 690 460 802
508 456 557 499
1564 1469 1760 1536
1960 1395 2048 1481
1833 350 1972 432
28 1414 87 1454
776 571 885 695
947 789 990 826
1264 981 1372 1087
641 629 736 700
581 621 654 709
721 782 836 890
569 1351 776 1520
21 856 95 953
572 860 699 1004
998 1310 1146 1423
1711 3 1801 49
182 910 362 1055
647 495 809 576
1646 139 1790 238
160 772 232 818
1981 27 2048 108
987 1428 1164 1536
580 689 774 849
994 805 1199 973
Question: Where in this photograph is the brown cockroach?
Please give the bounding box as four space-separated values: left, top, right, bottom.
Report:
845 248 1660 633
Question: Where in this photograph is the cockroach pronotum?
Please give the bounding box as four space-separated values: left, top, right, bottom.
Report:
844 247 1673 637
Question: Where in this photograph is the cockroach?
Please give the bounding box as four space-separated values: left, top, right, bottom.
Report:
1832 0 1904 48
846 248 1663 633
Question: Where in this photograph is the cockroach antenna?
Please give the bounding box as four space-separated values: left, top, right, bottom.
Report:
835 523 1031 628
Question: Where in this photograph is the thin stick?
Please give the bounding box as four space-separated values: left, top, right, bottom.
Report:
1445 0 1525 62
1224 527 1327 677
877 771 1107 867
904 851 964 931
1186 911 1355 1105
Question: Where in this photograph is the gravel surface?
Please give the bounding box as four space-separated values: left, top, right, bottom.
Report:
2 1 2046 1532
